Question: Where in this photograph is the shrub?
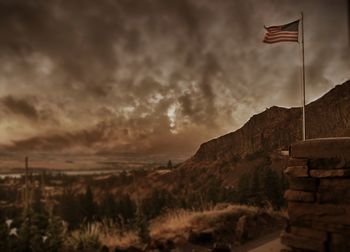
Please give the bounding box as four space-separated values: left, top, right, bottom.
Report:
66 223 101 251
0 211 66 252
237 167 285 209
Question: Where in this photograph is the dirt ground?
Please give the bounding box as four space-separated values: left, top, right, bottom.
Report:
236 230 287 252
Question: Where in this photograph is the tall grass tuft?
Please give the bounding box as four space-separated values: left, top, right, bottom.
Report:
66 223 101 251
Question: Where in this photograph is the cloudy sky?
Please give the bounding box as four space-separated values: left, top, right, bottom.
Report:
0 0 349 158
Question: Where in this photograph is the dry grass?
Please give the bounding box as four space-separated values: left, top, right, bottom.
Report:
150 204 261 241
97 219 139 248
150 209 193 240
100 230 139 248
69 204 286 249
68 220 139 249
66 223 101 250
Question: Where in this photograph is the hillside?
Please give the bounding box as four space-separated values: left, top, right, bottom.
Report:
181 80 350 171
126 80 350 195
4 82 350 251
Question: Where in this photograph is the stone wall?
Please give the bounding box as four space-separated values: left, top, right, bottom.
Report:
281 138 350 252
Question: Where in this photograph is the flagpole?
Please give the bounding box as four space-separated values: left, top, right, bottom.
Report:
25 156 29 213
348 0 350 46
301 12 306 141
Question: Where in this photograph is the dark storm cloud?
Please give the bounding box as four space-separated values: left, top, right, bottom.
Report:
0 0 123 96
0 95 60 129
7 121 113 152
0 0 349 155
6 115 208 155
0 0 208 96
0 95 39 120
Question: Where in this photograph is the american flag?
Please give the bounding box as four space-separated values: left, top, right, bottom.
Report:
263 20 300 44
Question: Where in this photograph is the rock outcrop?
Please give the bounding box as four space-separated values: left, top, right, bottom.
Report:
182 80 350 169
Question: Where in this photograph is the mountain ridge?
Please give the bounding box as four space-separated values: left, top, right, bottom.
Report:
181 80 350 169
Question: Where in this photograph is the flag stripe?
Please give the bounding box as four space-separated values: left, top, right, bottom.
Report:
264 37 298 42
264 38 298 43
267 27 282 32
265 33 298 38
265 36 298 40
264 35 299 40
263 39 298 44
264 34 298 40
264 32 299 42
266 31 298 35
263 19 300 44
263 37 299 43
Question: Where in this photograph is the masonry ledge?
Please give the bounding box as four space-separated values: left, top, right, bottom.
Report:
290 137 350 159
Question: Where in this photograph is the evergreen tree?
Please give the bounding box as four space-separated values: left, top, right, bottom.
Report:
250 168 263 206
135 209 150 244
141 189 175 219
80 186 96 222
262 168 284 209
58 188 80 229
100 193 117 220
117 194 136 224
15 210 61 252
32 187 46 215
205 176 222 204
237 173 251 204
0 219 10 251
43 215 65 252
167 160 173 170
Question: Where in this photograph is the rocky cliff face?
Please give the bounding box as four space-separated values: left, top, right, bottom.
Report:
184 80 350 167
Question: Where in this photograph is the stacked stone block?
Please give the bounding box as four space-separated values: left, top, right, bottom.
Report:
281 138 350 252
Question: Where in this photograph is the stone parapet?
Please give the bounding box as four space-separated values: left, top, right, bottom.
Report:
281 138 350 252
